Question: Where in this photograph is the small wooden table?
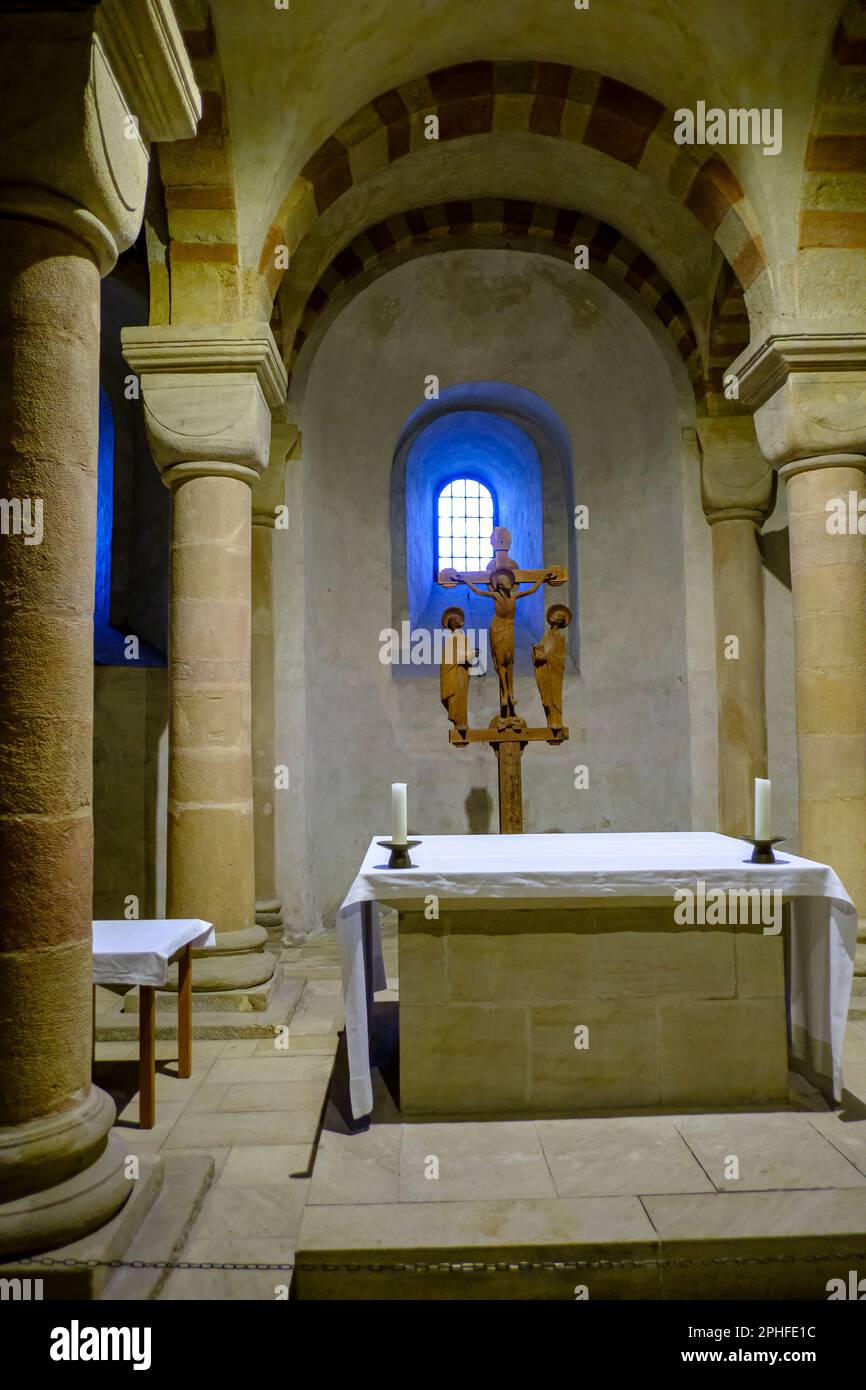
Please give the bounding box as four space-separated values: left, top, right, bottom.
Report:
92 919 214 1130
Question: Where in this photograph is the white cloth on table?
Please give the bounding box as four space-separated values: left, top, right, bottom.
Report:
92 919 215 988
336 831 858 1118
336 901 387 1118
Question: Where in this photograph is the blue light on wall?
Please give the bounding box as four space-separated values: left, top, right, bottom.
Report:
94 386 115 626
93 385 165 666
405 409 545 659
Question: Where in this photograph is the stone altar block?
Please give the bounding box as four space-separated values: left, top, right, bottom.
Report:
397 898 789 1118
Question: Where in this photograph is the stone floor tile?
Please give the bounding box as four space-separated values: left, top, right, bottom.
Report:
114 1098 186 1142
208 1055 334 1084
186 1082 230 1113
675 1112 866 1190
164 1109 321 1148
536 1115 714 1197
218 1080 328 1113
399 1121 557 1202
309 1126 401 1205
220 1040 260 1056
219 1145 314 1186
190 1180 310 1243
808 1114 866 1179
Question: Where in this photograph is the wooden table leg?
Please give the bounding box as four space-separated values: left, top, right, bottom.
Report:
139 985 156 1130
177 944 192 1079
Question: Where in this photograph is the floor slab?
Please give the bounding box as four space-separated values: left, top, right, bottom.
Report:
400 1121 557 1202
536 1115 714 1197
674 1112 866 1190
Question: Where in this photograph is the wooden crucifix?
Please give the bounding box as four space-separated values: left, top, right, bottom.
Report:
438 526 571 833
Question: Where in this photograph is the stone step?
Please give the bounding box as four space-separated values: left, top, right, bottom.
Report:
121 969 279 1014
97 972 305 1041
0 1155 163 1300
101 1154 215 1301
293 1189 866 1300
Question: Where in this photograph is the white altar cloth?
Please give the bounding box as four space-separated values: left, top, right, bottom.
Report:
336 832 858 1118
92 919 215 988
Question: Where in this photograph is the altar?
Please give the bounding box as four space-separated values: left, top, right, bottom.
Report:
336 832 858 1120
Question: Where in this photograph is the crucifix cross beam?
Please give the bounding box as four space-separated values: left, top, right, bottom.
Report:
437 526 566 589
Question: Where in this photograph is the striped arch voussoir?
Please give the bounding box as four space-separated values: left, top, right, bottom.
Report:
284 198 703 400
800 0 866 252
258 60 767 308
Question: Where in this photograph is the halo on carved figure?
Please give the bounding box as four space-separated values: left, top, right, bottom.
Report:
546 603 573 627
441 605 465 630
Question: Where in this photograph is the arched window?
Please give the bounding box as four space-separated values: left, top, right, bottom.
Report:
436 477 496 574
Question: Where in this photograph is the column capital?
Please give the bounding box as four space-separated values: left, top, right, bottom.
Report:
252 424 300 526
729 333 866 468
122 324 289 487
697 415 775 525
0 1 200 273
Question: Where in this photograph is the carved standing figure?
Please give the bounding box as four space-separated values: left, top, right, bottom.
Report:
456 566 554 716
532 603 572 733
439 606 476 734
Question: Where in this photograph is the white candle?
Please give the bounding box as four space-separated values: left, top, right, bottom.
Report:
754 777 771 840
391 783 407 844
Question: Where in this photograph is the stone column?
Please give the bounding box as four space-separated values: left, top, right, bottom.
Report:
736 339 866 918
251 424 297 947
0 4 198 1256
783 456 866 914
121 326 288 993
698 416 775 837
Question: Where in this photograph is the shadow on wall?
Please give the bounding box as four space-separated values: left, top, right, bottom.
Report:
759 527 792 591
465 786 494 833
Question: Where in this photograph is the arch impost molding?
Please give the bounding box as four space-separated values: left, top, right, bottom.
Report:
0 4 200 273
96 0 201 144
728 334 866 469
730 334 866 413
122 323 288 484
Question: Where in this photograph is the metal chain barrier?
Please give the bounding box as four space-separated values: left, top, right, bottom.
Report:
10 1249 866 1275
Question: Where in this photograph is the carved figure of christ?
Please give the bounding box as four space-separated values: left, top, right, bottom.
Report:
449 568 554 716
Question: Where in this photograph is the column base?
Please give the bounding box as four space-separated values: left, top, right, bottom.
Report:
256 897 285 948
102 969 305 1041
169 924 276 993
0 1129 132 1260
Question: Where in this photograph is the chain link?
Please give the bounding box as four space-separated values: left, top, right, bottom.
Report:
10 1249 866 1275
